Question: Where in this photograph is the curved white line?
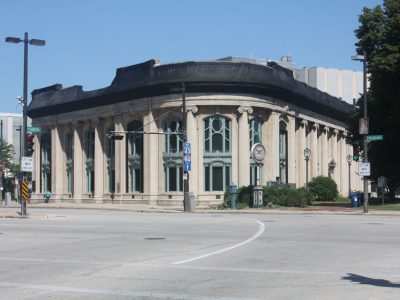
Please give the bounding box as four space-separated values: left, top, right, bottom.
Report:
173 219 265 265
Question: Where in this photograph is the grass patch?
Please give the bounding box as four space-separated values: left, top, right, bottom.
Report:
368 203 400 211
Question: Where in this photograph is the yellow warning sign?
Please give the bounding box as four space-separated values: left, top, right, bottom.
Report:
22 181 29 201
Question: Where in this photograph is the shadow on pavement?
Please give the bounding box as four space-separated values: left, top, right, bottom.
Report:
343 273 400 288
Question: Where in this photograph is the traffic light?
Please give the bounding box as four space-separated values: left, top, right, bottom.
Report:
353 142 360 161
27 133 34 156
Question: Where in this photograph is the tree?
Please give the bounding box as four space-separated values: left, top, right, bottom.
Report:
0 139 19 177
351 0 400 195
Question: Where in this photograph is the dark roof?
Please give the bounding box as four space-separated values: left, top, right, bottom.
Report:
28 59 354 122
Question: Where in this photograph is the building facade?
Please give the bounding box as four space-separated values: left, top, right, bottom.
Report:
27 59 362 206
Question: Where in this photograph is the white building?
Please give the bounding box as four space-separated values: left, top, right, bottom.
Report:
27 59 363 206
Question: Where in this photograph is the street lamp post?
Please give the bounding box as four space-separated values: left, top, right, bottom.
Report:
304 148 311 188
6 32 45 215
352 50 369 213
346 154 352 197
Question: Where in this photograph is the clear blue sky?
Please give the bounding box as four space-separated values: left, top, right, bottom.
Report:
1 0 382 114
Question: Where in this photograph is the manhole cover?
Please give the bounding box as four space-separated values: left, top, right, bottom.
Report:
144 237 166 240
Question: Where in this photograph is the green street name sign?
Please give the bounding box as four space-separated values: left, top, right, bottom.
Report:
27 126 41 134
367 135 383 141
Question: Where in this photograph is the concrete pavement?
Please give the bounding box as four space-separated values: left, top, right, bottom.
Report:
1 200 399 218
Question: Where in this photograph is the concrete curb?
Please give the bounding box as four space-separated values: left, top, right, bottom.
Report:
1 202 400 218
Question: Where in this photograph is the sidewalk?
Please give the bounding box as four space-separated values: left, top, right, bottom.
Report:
1 201 399 218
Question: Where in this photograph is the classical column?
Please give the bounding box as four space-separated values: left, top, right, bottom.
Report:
73 121 84 202
296 120 307 187
114 115 125 199
310 123 319 179
237 106 252 187
339 131 348 195
51 126 64 200
320 126 329 176
287 115 296 184
93 118 105 202
186 106 198 195
143 110 159 204
263 111 280 183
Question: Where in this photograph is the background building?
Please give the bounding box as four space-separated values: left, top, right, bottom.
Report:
0 112 32 166
219 56 364 105
27 59 362 206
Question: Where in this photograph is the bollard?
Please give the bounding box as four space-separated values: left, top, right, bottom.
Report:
230 184 237 209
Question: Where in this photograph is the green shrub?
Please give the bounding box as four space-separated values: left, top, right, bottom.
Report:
222 185 253 209
308 176 338 201
263 185 311 207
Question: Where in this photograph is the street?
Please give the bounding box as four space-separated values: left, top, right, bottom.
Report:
0 208 399 299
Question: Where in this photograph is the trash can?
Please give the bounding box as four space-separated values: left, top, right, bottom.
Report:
351 193 359 207
5 192 11 206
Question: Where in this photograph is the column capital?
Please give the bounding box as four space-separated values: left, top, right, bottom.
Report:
311 123 320 131
298 119 308 128
322 126 330 133
186 105 198 114
237 106 253 115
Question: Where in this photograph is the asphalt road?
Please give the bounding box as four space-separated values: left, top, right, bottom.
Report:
0 208 399 299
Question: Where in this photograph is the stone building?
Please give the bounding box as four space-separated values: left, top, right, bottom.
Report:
27 59 362 206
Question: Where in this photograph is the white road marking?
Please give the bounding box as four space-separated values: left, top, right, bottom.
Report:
173 218 265 265
0 281 261 300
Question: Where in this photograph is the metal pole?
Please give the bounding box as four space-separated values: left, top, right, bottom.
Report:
181 82 190 211
362 50 369 213
305 158 309 189
348 161 351 197
21 32 29 215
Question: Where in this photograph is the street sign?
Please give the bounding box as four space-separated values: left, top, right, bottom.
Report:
21 156 34 172
184 162 191 172
359 118 369 135
359 162 371 176
378 176 387 188
27 126 41 134
367 135 383 141
22 180 29 200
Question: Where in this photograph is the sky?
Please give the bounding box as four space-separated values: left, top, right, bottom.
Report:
1 0 382 114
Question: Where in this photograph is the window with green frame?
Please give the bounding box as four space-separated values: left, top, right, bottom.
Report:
126 120 143 193
65 132 73 194
107 127 116 193
85 130 95 193
203 116 231 192
163 119 183 192
40 133 51 193
250 118 263 186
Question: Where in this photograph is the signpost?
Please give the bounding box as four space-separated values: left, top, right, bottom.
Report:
359 162 371 176
21 156 34 172
183 142 191 172
367 135 383 141
27 126 41 134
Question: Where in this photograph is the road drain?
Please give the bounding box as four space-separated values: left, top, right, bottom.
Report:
366 223 384 225
144 237 166 240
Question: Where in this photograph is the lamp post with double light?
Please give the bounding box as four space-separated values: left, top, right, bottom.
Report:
6 32 45 215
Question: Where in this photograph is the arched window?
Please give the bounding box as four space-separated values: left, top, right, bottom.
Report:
279 121 288 183
127 121 143 193
163 119 183 192
85 130 95 193
203 116 231 192
250 118 263 186
107 126 116 193
65 132 73 194
40 133 51 193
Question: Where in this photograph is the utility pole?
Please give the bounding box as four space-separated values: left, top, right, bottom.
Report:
181 82 190 211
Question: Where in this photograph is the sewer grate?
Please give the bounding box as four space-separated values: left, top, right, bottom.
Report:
366 223 384 225
144 237 166 240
